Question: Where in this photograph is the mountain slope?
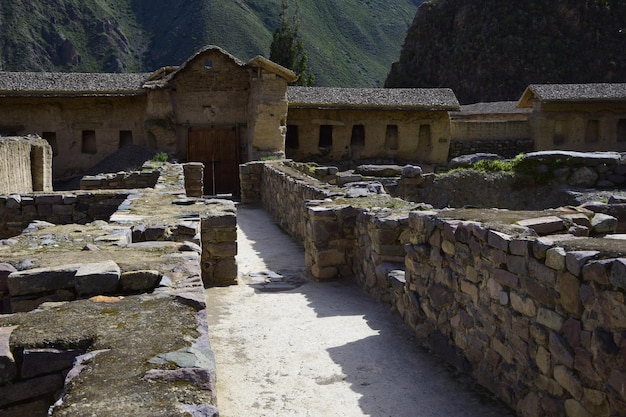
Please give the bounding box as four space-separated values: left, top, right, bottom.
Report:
0 0 421 87
386 0 626 103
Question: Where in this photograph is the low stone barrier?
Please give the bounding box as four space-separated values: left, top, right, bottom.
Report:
0 192 128 239
200 201 237 287
80 170 160 190
183 163 204 198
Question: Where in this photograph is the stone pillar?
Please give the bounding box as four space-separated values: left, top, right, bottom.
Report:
200 207 237 287
183 163 204 198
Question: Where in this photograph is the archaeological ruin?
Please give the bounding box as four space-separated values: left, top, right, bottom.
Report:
0 46 626 416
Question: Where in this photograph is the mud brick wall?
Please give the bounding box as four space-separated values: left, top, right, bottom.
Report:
0 192 129 239
80 171 159 190
402 211 626 417
200 204 237 287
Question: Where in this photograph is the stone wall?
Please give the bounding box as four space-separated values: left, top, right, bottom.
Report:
449 138 534 159
200 201 237 287
80 170 160 190
0 192 128 239
0 325 81 417
250 159 626 417
0 136 53 194
402 211 626 417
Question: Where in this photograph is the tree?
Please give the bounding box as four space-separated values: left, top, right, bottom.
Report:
269 0 314 86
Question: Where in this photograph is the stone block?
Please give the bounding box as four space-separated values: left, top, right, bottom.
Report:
0 373 63 407
610 259 626 291
21 348 81 379
201 213 237 229
546 247 567 270
8 265 78 296
550 332 574 368
510 292 537 317
120 270 162 292
555 365 583 400
536 346 551 375
590 213 618 234
0 326 17 384
537 308 564 331
566 251 599 277
528 257 556 286
509 238 530 256
581 259 612 285
506 254 527 275
311 264 338 281
564 399 592 417
74 260 121 296
487 230 511 252
517 216 565 235
574 347 601 382
493 268 519 288
560 272 582 316
205 242 238 258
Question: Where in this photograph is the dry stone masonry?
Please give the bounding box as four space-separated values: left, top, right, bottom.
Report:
0 162 234 416
240 158 626 417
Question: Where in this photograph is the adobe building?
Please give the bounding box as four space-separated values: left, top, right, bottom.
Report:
286 87 460 164
0 46 296 195
518 83 626 152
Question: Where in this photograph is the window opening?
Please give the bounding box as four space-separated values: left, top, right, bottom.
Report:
286 125 299 149
617 119 626 143
585 120 600 143
42 132 58 156
81 130 97 154
351 125 365 147
385 125 399 150
318 125 333 149
119 130 133 148
553 120 566 146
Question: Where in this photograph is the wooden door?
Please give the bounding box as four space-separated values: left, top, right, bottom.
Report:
187 126 240 195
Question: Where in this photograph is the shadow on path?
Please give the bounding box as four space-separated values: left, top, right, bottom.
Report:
223 204 514 417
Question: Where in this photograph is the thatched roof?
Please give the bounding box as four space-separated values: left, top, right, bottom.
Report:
0 72 151 97
518 83 626 108
288 87 460 111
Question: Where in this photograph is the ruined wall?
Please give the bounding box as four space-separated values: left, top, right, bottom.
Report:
250 159 626 417
80 170 160 190
0 136 52 194
402 212 626 417
0 96 147 178
0 192 128 239
286 108 451 164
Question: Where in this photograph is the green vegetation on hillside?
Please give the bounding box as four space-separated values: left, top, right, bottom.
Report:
0 0 421 87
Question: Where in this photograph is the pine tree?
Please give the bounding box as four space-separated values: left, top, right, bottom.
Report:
269 0 314 86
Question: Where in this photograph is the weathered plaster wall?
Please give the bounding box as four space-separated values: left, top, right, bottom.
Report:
286 108 451 164
0 137 52 194
0 97 147 178
531 102 626 153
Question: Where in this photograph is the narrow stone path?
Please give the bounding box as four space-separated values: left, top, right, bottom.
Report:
205 205 514 417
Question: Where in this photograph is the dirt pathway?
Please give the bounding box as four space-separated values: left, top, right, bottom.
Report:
205 205 514 417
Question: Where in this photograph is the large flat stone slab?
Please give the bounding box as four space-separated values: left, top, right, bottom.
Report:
8 265 79 297
74 260 121 296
